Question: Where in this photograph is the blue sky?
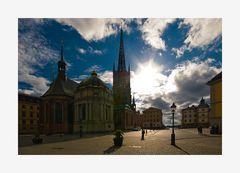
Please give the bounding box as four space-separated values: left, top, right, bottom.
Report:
18 18 222 123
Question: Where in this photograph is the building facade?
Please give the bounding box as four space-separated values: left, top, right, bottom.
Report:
74 71 114 133
197 97 210 127
181 105 198 128
142 107 164 129
207 72 222 133
182 98 210 128
40 44 78 134
113 28 136 130
18 93 40 134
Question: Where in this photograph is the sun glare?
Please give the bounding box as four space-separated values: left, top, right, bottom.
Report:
131 59 167 97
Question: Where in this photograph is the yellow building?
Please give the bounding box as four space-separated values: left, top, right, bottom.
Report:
207 72 222 133
142 107 164 129
18 93 40 134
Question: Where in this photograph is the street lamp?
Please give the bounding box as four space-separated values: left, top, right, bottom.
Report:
79 116 82 138
170 102 176 145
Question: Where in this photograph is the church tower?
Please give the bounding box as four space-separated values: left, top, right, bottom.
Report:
113 28 133 129
113 28 131 108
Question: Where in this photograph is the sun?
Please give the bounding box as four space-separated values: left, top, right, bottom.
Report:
131 59 167 97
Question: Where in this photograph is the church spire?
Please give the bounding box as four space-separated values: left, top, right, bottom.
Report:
58 41 66 80
133 95 135 105
117 27 126 72
60 40 64 61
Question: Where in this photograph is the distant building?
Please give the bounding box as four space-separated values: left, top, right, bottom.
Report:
197 97 210 127
207 72 222 133
181 97 210 128
40 44 78 134
18 93 40 134
142 107 164 129
74 71 114 133
113 28 136 130
181 105 197 128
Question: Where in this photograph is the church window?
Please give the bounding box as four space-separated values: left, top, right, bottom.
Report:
22 111 26 117
55 103 63 123
81 104 86 120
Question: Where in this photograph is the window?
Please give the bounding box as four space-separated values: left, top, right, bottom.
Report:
22 105 25 109
22 111 26 117
189 119 191 123
22 120 26 125
30 106 33 110
55 103 63 123
82 104 86 120
30 120 33 124
30 112 33 117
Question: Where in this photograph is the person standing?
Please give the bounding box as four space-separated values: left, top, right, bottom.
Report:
141 129 145 140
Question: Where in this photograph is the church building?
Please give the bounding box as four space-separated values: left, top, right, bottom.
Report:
74 71 114 133
40 44 78 134
113 28 136 130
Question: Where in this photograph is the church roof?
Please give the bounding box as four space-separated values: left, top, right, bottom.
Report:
42 76 78 97
77 71 109 90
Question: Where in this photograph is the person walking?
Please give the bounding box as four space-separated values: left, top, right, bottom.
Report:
141 128 145 140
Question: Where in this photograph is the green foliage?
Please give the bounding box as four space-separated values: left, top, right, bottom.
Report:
113 129 124 139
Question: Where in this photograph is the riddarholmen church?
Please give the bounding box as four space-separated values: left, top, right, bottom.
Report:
40 28 137 134
113 28 137 130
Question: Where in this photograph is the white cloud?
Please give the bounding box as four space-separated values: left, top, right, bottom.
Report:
172 18 222 58
162 58 221 109
78 46 103 55
19 19 59 96
171 45 189 58
139 18 176 50
130 57 221 113
78 48 86 54
182 18 222 48
99 70 113 85
85 65 103 73
56 18 132 42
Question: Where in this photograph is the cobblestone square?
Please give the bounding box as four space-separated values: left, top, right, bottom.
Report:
19 128 221 155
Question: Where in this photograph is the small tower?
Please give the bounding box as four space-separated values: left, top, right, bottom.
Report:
132 94 136 111
57 42 66 80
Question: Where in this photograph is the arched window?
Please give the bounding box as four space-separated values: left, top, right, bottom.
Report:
55 103 63 123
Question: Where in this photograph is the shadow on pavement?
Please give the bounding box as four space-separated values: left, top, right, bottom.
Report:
103 145 121 154
173 144 190 155
176 134 221 141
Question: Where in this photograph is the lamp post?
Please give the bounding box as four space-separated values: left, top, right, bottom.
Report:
170 102 176 145
79 116 82 137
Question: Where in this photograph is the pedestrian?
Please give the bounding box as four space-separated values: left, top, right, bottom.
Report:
145 129 147 135
141 129 145 140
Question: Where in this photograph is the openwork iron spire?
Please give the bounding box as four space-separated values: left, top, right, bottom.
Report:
117 28 126 71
